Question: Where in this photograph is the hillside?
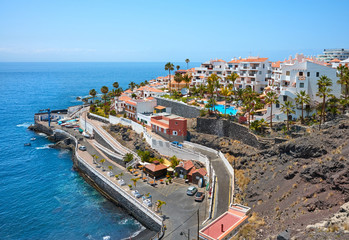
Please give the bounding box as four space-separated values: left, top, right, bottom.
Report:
191 117 349 239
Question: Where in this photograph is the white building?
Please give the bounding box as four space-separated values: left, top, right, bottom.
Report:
124 98 157 120
136 85 166 98
191 57 271 93
264 57 341 122
318 48 349 62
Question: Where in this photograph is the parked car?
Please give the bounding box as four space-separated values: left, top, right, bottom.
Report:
186 186 198 196
172 141 183 148
132 190 143 198
79 145 87 151
118 179 126 186
195 192 205 202
143 198 152 207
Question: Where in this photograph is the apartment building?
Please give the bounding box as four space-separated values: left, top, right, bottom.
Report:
124 98 157 120
150 114 187 141
318 48 349 62
191 57 271 93
265 56 341 122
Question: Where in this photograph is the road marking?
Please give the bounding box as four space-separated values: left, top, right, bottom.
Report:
157 184 181 197
211 176 218 218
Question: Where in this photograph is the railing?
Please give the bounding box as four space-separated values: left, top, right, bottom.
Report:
89 112 110 122
76 153 163 225
218 151 234 204
94 141 124 160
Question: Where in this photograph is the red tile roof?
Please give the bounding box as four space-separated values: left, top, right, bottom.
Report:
145 163 168 172
125 100 137 106
119 95 131 101
228 57 268 64
194 168 207 176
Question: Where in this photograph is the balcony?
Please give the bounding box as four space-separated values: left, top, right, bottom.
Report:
297 76 306 81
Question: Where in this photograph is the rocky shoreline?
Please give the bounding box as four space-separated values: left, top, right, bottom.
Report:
28 123 158 240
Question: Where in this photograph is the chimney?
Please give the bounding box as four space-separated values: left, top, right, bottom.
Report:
221 224 224 232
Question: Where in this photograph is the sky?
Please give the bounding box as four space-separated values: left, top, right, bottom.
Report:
0 0 348 62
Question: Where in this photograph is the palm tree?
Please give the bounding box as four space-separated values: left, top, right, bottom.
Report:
91 154 98 164
156 200 166 214
129 82 136 91
131 178 139 189
265 91 279 128
115 87 123 97
174 73 183 92
100 86 109 104
316 75 332 129
119 172 124 179
280 101 295 132
176 65 180 71
165 62 174 93
226 72 239 100
220 87 231 115
108 165 113 173
89 89 97 103
198 84 206 97
337 65 349 97
207 98 216 112
182 74 192 89
123 153 133 163
99 158 106 171
185 59 190 69
295 90 310 124
113 82 119 91
207 74 221 97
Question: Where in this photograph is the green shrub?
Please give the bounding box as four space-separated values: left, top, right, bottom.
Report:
110 110 116 116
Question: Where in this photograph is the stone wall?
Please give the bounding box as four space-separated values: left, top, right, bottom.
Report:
75 157 161 232
87 112 109 123
196 118 261 148
155 97 201 118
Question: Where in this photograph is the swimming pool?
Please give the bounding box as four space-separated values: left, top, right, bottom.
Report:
214 104 237 115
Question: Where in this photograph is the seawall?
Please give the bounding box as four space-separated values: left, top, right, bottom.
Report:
155 97 201 118
29 122 162 236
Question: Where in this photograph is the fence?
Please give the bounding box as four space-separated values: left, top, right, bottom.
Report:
218 151 234 205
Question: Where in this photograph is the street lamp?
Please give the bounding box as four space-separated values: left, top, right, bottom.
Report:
180 229 190 240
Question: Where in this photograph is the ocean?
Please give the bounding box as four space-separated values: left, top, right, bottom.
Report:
0 62 198 240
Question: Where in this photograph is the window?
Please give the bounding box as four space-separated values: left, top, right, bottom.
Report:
175 122 178 125
283 96 287 101
300 83 304 88
241 78 244 81
259 71 262 75
173 131 178 136
316 72 319 77
263 64 265 68
286 71 290 76
307 72 310 77
299 72 303 76
243 64 247 68
276 103 280 108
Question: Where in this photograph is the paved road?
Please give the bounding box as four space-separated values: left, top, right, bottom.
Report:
52 122 210 240
190 148 231 218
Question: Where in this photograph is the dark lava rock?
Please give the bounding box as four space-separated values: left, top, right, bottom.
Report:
277 229 290 240
278 140 327 158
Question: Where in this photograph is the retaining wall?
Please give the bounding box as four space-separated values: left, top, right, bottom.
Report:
196 118 260 148
155 97 201 118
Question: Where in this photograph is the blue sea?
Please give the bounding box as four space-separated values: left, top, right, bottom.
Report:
0 62 199 240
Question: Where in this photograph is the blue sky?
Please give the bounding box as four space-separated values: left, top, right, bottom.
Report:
0 0 348 62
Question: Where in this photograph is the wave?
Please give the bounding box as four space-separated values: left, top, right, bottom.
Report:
121 226 146 240
16 122 32 128
36 144 54 150
102 236 111 240
37 133 48 137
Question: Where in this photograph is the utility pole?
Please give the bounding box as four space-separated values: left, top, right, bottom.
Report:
197 209 200 240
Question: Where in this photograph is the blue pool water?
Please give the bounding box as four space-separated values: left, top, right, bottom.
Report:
214 104 237 115
0 62 199 240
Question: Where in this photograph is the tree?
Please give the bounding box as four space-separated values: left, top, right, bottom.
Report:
327 96 340 117
265 91 279 128
119 172 124 179
220 87 231 115
198 84 206 97
337 65 349 98
170 156 179 168
207 98 217 113
280 101 295 132
250 119 268 134
131 93 137 99
174 73 183 92
99 158 106 171
100 86 109 104
156 200 166 214
182 74 192 89
123 153 133 163
176 65 180 71
129 82 136 90
89 89 97 103
137 150 150 163
226 72 239 99
113 82 119 90
91 154 99 164
131 178 139 189
185 59 190 69
108 166 113 172
295 90 310 124
165 62 174 93
207 74 221 98
316 75 332 129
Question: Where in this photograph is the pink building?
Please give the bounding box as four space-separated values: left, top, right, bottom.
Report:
150 115 187 141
